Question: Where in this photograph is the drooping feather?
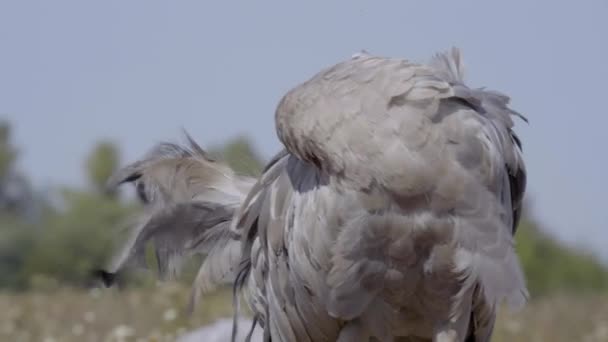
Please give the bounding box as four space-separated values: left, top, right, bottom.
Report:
97 133 256 312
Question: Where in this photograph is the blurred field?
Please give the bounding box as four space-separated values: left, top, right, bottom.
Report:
0 284 233 342
1 285 606 342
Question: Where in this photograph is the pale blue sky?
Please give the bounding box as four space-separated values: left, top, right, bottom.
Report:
1 1 607 259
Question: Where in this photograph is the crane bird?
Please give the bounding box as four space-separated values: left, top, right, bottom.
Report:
98 47 528 342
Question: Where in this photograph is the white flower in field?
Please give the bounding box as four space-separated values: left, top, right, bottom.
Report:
72 323 85 336
593 325 608 340
583 324 608 342
83 311 96 323
504 317 522 334
89 288 101 298
163 308 178 322
112 324 135 340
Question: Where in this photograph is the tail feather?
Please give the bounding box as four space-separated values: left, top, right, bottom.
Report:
98 133 256 312
429 46 466 85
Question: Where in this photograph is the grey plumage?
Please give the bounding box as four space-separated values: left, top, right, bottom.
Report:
101 48 528 342
100 134 256 310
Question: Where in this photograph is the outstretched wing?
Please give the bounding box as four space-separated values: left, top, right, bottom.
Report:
98 133 256 311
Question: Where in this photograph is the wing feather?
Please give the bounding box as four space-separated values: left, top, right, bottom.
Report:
98 133 256 314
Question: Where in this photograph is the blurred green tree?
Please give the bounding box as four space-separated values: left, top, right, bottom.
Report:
210 135 265 176
516 217 608 297
0 121 17 180
85 141 120 196
0 120 33 217
0 216 35 288
5 140 134 289
0 121 38 289
22 189 134 289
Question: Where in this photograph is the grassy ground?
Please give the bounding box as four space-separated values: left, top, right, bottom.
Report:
0 284 233 342
1 285 607 341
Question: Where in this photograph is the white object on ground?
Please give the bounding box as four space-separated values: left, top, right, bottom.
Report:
177 318 262 342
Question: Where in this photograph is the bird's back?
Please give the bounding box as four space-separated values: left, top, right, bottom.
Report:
236 48 527 342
